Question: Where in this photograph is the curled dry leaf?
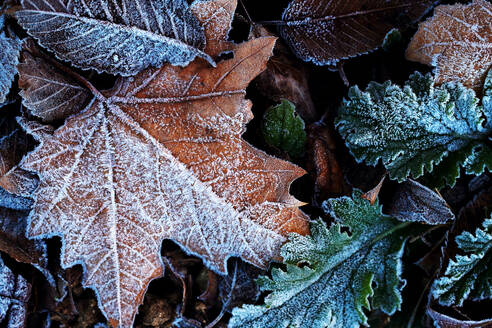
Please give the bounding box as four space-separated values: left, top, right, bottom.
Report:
406 0 492 93
0 257 31 328
16 0 213 76
387 179 455 225
279 0 436 66
20 0 308 326
18 41 93 122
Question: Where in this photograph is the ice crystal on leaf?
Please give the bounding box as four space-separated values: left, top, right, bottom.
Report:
19 0 308 327
0 15 21 105
230 191 416 328
432 215 492 306
406 0 492 93
16 0 213 76
336 71 492 187
279 0 436 66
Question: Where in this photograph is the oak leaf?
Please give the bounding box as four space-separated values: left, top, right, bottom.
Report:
406 0 492 93
20 0 308 327
279 0 436 66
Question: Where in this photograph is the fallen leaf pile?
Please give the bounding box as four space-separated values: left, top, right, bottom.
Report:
1 0 492 327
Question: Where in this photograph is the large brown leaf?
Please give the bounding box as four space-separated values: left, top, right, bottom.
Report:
279 0 435 65
406 0 492 93
20 0 308 326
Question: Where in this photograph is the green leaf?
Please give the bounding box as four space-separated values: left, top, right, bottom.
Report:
336 71 492 187
262 100 306 158
0 16 21 105
229 191 415 328
432 216 492 306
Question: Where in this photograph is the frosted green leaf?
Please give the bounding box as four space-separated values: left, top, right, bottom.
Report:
0 15 21 104
229 191 414 328
262 100 306 158
336 71 492 187
432 216 492 306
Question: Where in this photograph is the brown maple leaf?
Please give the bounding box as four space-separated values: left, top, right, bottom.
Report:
406 0 492 93
20 0 308 326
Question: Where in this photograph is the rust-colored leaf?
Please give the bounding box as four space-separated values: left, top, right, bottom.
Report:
20 0 308 327
406 0 492 93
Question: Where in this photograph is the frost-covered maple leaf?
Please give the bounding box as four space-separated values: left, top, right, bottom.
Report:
406 0 492 93
20 0 308 327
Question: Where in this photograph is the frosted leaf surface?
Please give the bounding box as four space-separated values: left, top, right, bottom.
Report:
279 0 436 66
20 1 308 326
0 257 31 328
406 0 492 93
16 0 212 76
0 15 21 104
336 72 492 187
387 179 455 224
18 43 93 122
230 191 413 328
432 216 492 306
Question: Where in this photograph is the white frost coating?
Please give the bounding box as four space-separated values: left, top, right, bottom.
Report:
20 36 305 327
279 0 436 66
0 257 30 328
406 0 492 91
16 0 213 76
0 16 21 104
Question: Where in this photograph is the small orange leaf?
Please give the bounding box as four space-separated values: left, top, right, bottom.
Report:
406 0 492 93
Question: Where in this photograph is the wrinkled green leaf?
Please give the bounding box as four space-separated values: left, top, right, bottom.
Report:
432 216 492 306
262 100 306 157
336 71 492 187
230 191 415 328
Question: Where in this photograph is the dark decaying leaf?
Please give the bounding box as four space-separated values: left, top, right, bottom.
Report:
306 120 348 203
0 15 21 104
387 179 455 225
18 41 93 122
16 0 213 76
427 307 492 328
252 25 317 122
0 116 38 198
279 0 436 66
0 256 31 328
217 259 261 313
